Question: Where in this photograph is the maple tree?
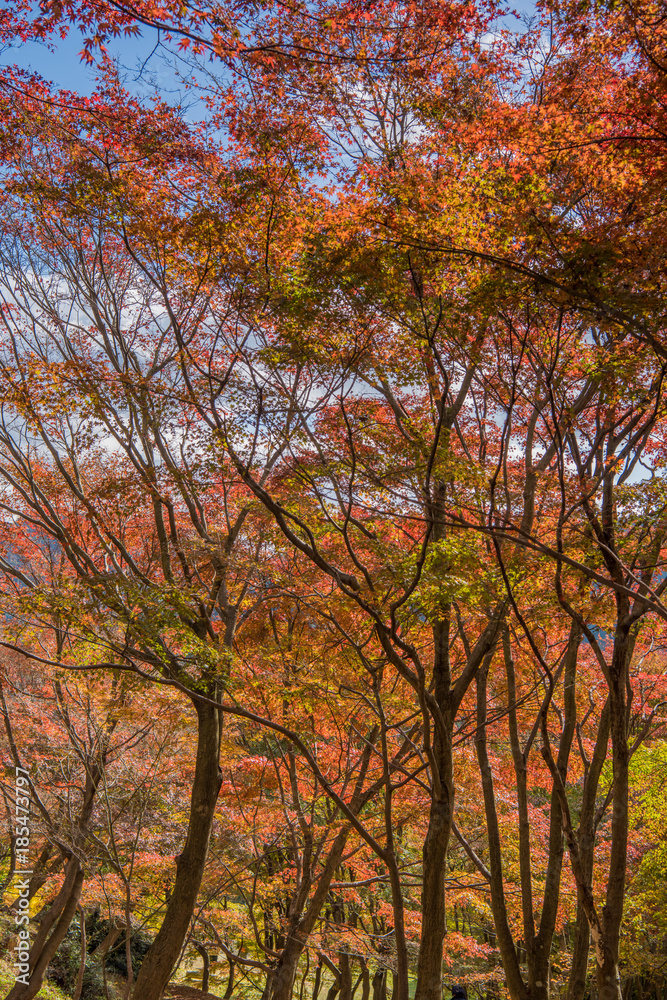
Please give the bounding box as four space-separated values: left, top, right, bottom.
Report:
1 1 667 1000
0 125 268 992
0 643 182 999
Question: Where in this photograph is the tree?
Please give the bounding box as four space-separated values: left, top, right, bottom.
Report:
0 89 280 990
1 3 667 999
0 648 147 1000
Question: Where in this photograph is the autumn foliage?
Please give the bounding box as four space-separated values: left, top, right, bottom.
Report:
0 2 666 1000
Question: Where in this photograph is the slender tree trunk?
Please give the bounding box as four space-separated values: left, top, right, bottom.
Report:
566 702 610 1000
372 969 387 1000
26 852 82 960
1 830 16 896
268 826 352 1000
299 950 311 1000
8 844 62 912
475 659 527 1000
414 611 453 1000
223 957 235 1000
312 962 323 1000
194 942 210 993
91 918 123 962
268 731 379 1000
595 643 630 1000
373 688 409 1000
124 901 134 1000
549 624 633 1000
568 906 591 1000
4 685 119 1000
6 862 85 1000
72 905 87 1000
414 780 451 1000
509 746 551 991
339 954 352 1000
5 763 96 999
325 964 342 1000
525 624 581 1000
413 593 502 1000
505 629 544 1000
131 699 223 1000
358 960 370 1000
386 854 409 1000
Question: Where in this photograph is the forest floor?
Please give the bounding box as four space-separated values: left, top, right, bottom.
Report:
0 955 69 1000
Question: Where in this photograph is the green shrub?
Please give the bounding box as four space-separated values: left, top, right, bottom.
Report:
84 909 153 977
47 918 107 1000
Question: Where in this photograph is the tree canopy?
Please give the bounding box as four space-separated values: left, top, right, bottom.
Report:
0 3 666 1000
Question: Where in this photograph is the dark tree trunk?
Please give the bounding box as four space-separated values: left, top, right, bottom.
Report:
131 699 223 1000
372 969 387 1000
413 591 503 1000
73 905 87 1000
6 861 85 1000
223 958 235 1000
474 660 527 1000
339 955 352 1000
312 962 323 1000
595 652 630 1000
566 702 610 1000
267 732 379 1000
358 960 370 1000
90 917 124 961
414 610 454 1000
7 843 61 911
524 625 580 1000
194 942 210 993
3 683 119 1000
414 778 451 1000
325 973 341 1000
266 825 351 1000
551 624 633 1000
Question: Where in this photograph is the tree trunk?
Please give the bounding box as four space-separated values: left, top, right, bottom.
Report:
553 624 632 1000
339 954 352 1000
6 861 85 1000
372 969 387 1000
1 831 17 896
312 962 323 1000
194 942 210 993
4 685 119 1000
267 725 379 1000
566 701 610 1000
358 959 370 1000
223 957 235 1000
595 651 630 1000
474 659 527 1000
386 854 410 1000
525 624 581 1000
12 845 63 914
325 974 341 1000
413 786 451 1000
91 918 124 961
72 905 87 1000
413 597 502 1000
414 614 453 1000
131 699 223 1000
268 935 305 1000
124 893 134 1000
267 824 352 1000
26 852 82 962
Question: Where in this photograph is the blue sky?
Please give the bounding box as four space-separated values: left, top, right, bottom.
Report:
1 28 166 95
1 2 536 97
